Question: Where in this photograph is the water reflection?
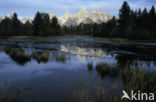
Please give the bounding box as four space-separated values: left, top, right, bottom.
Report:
3 47 70 65
60 45 107 61
32 52 50 63
4 47 31 65
50 52 70 63
0 38 156 102
115 53 156 70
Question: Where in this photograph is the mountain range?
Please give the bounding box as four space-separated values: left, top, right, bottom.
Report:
0 8 113 26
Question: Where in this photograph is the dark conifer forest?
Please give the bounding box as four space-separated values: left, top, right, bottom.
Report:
0 1 156 40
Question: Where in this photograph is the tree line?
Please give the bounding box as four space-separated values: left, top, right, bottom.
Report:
0 1 156 40
0 12 61 36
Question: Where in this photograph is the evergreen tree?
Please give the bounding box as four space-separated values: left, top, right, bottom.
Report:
42 14 50 36
118 1 131 38
49 16 61 35
149 6 156 38
11 13 21 36
32 12 43 36
22 21 32 36
0 17 12 36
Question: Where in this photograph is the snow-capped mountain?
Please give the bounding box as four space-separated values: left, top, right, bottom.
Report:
49 13 56 19
21 17 32 23
0 14 11 21
58 8 113 26
0 8 113 26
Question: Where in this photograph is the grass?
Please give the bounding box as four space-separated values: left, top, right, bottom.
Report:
32 52 50 63
87 61 93 72
55 53 69 63
94 37 156 43
95 63 118 77
1 35 156 44
120 66 156 93
4 47 31 65
73 64 156 102
0 35 91 40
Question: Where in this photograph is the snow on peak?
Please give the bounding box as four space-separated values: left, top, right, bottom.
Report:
49 13 56 19
21 17 32 23
0 9 114 26
59 8 113 26
6 14 11 18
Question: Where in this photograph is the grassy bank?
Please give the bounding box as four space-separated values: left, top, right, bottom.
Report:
94 37 156 43
1 35 156 43
0 35 91 40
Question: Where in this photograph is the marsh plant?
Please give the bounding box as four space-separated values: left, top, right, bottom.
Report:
0 81 29 102
95 63 119 77
4 47 31 65
120 67 156 95
87 61 93 72
32 52 50 63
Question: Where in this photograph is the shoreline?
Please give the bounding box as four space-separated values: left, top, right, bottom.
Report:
1 35 156 44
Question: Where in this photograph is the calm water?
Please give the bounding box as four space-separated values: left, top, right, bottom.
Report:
0 37 156 102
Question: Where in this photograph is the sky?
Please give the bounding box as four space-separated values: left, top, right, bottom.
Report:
0 0 156 18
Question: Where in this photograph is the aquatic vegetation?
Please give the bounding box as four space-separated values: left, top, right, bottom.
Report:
51 52 70 63
87 61 93 72
4 47 31 65
120 67 156 94
0 81 28 102
32 52 50 63
72 80 121 102
55 54 67 63
96 63 118 77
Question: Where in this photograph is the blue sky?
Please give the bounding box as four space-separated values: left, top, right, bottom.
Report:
0 0 156 18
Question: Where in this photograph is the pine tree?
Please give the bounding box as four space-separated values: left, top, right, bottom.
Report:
49 16 61 35
149 6 156 38
0 17 12 36
118 1 131 38
32 12 43 36
11 13 21 36
42 14 50 36
22 21 32 36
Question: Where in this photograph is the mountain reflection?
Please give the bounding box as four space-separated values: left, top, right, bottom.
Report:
60 45 107 61
3 45 156 69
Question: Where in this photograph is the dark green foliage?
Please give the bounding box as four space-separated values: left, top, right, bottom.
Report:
11 13 22 36
32 12 43 36
49 16 61 35
0 17 12 36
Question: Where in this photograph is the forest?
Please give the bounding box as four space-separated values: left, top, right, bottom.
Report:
0 1 156 40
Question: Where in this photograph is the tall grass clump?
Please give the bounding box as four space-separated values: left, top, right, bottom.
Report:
96 63 118 77
4 47 31 65
120 67 156 94
87 61 93 72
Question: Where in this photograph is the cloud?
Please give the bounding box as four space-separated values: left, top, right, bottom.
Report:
0 0 155 17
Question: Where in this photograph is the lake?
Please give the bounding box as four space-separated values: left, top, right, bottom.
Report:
0 37 156 102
